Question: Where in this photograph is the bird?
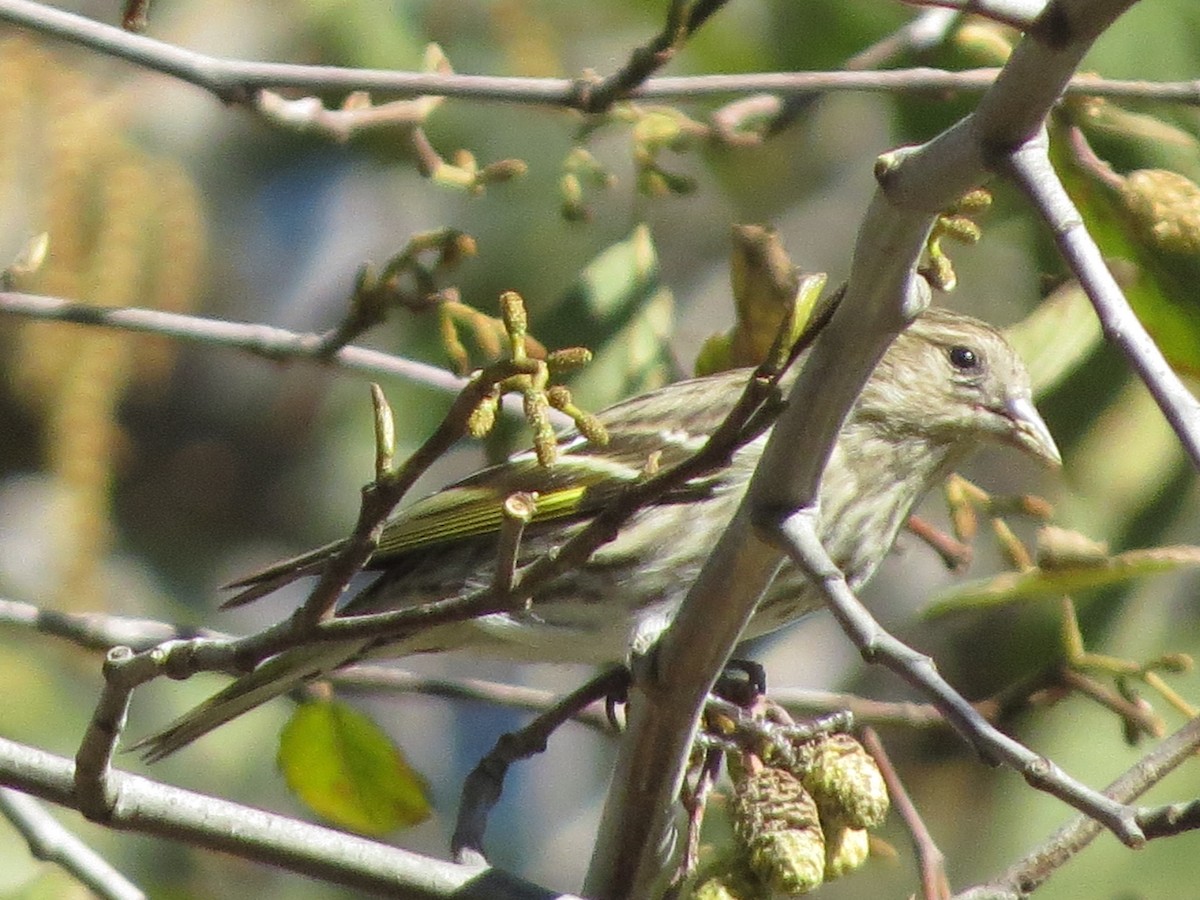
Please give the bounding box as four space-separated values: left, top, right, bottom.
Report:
134 307 1059 760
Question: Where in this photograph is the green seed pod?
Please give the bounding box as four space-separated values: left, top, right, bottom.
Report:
690 870 757 900
732 767 825 895
823 825 870 880
797 734 890 830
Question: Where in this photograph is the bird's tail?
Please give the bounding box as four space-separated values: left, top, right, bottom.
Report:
129 641 365 762
219 538 347 609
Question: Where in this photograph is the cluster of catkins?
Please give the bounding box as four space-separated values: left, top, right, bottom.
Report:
694 732 890 899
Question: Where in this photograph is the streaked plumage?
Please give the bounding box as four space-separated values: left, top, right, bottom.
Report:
136 309 1059 760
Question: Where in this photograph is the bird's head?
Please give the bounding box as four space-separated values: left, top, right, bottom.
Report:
857 308 1061 467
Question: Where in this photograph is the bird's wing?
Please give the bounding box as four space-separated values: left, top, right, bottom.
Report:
224 368 755 603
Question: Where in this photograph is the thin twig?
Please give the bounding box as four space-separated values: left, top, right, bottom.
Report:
1002 132 1200 472
74 648 139 822
0 291 550 422
777 511 1142 841
0 1 1197 106
451 668 627 865
573 0 734 113
953 715 1200 899
860 727 950 900
0 596 229 654
0 787 145 900
331 665 615 732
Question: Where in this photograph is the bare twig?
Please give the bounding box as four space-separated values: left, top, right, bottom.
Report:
953 715 1200 899
451 668 626 865
0 787 145 900
332 666 615 732
74 648 139 821
572 0 734 113
860 727 950 900
1002 132 1200 472
0 736 578 899
0 290 549 422
0 596 229 653
772 688 950 729
0 1 1197 107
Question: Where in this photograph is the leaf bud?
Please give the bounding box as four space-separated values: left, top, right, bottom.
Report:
467 389 500 438
1035 525 1109 569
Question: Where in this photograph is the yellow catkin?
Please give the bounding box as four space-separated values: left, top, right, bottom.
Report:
15 70 117 401
46 157 155 608
1 40 208 610
137 159 206 382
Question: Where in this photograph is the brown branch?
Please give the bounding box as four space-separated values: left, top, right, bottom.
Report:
861 727 950 900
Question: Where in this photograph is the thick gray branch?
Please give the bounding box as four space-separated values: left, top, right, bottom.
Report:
585 1 1140 896
0 737 577 900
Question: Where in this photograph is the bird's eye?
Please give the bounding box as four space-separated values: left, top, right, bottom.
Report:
948 346 979 370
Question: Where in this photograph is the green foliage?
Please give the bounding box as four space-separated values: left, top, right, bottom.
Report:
1002 279 1104 397
1052 114 1200 375
277 700 430 836
537 224 675 409
927 544 1200 616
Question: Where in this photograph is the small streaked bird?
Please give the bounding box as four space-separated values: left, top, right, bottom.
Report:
136 308 1059 760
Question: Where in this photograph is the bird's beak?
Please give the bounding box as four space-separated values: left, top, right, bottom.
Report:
1002 394 1062 468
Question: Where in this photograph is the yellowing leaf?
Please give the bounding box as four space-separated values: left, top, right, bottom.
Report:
277 700 430 835
925 545 1200 617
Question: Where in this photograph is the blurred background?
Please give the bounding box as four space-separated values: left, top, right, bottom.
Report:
2 0 1200 897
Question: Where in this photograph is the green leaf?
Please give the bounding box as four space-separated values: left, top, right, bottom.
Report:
540 225 675 409
277 700 430 835
925 545 1200 617
1052 123 1200 376
1003 280 1104 398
